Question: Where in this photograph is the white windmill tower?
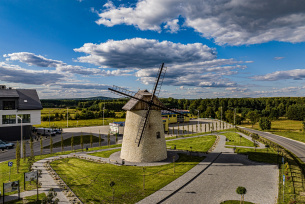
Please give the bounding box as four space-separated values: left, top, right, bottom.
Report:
109 63 186 162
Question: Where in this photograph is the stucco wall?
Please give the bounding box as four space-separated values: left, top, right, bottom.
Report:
121 110 167 162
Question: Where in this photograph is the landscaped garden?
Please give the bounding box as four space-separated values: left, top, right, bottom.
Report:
222 132 255 147
43 135 102 149
50 154 204 203
166 135 217 152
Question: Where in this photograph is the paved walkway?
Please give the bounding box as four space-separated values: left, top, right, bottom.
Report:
2 132 278 204
137 134 278 204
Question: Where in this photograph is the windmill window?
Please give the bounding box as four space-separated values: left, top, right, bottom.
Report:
156 131 161 139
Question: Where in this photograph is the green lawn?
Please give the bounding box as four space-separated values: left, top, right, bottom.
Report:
5 193 46 204
89 149 121 158
50 154 204 203
235 147 278 164
0 144 121 195
222 132 255 147
43 135 103 149
166 135 216 152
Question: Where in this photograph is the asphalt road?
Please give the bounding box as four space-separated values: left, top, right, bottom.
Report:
0 125 123 163
240 127 305 163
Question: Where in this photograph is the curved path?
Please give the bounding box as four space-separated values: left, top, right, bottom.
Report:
240 127 305 163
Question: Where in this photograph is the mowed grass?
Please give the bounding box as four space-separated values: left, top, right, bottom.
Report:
0 144 121 195
43 135 102 149
240 119 305 143
35 118 125 128
222 132 255 147
50 154 204 204
89 149 121 158
166 135 216 152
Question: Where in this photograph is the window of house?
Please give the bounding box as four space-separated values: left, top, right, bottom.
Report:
18 114 31 123
3 101 15 110
2 115 16 124
156 131 161 139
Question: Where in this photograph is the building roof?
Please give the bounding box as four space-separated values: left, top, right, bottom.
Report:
0 89 19 98
0 89 43 110
122 90 163 111
161 109 190 115
16 89 43 110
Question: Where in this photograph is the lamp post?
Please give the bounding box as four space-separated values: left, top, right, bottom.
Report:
234 108 236 129
195 109 199 130
103 103 105 126
17 116 23 158
66 107 68 128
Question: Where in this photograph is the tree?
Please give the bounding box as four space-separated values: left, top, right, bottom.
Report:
99 130 101 147
16 141 20 173
236 186 247 204
23 141 26 162
40 137 43 155
30 137 34 157
259 117 271 130
107 132 110 147
90 133 93 148
81 132 84 151
61 133 63 152
71 134 74 151
50 137 53 154
246 111 259 128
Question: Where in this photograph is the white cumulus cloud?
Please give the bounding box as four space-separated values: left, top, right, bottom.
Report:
95 0 305 45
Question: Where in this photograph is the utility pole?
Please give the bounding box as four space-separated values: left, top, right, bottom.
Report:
221 106 223 121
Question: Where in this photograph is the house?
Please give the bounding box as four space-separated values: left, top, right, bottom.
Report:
0 85 43 141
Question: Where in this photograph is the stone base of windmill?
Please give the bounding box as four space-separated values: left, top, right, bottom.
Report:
120 110 168 163
109 150 179 166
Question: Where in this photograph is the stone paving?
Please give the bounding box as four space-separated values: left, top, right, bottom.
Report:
137 134 278 204
1 132 278 204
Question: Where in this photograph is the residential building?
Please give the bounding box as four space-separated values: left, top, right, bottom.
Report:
0 85 43 141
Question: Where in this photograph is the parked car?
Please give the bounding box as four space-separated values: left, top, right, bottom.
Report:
36 128 56 136
0 140 15 149
0 143 6 151
52 128 62 134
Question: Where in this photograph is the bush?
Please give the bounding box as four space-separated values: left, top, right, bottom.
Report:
259 117 271 130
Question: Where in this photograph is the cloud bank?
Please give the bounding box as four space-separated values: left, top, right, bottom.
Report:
96 0 305 45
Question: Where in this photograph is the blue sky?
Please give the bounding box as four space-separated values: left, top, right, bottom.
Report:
1 0 305 99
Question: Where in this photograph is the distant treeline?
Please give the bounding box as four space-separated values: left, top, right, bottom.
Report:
41 97 305 123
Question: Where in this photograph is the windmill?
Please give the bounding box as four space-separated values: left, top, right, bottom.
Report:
109 63 186 162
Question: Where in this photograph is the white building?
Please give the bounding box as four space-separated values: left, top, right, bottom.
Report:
0 85 43 141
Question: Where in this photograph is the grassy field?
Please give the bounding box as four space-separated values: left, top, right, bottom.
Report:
43 135 102 149
89 149 121 158
240 119 305 143
166 135 216 152
0 144 121 195
50 154 204 203
222 132 255 147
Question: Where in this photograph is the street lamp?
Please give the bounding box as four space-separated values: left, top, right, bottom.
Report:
48 110 54 128
195 109 199 131
103 103 105 126
67 107 68 128
17 115 23 158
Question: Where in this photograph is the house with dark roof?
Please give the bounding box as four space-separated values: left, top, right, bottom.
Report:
0 85 43 141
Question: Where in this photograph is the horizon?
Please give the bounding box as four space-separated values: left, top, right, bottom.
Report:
1 0 305 99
